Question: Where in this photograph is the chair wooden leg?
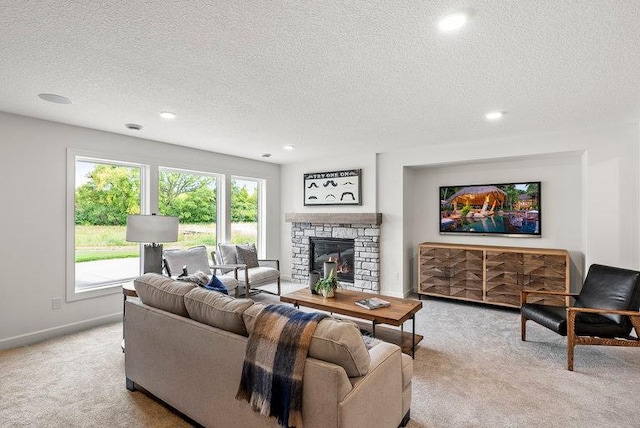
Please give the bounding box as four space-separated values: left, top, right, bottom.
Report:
277 277 281 296
521 316 527 341
567 309 576 371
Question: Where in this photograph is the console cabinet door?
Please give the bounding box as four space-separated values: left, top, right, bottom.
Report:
449 249 483 300
419 246 483 300
419 246 451 296
523 253 567 306
485 251 524 306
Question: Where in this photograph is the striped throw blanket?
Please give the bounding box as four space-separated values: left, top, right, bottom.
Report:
236 304 327 428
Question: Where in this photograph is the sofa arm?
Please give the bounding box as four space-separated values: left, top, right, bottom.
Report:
300 358 353 428
339 342 405 427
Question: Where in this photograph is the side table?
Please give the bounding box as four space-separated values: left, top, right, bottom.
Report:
122 282 137 351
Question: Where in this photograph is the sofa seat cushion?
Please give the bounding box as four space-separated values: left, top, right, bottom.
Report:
227 266 280 283
134 273 196 317
243 304 370 377
184 287 254 336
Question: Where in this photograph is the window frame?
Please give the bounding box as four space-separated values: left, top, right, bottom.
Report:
229 175 265 257
157 166 223 253
66 149 149 302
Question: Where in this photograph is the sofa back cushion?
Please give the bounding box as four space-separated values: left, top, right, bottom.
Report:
184 288 254 336
134 273 196 317
243 304 371 377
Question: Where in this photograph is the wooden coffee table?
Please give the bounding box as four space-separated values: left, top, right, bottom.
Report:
280 288 423 357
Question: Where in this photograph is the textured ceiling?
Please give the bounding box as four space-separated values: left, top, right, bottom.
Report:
1 1 639 164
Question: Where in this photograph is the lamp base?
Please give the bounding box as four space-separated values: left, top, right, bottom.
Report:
143 244 164 274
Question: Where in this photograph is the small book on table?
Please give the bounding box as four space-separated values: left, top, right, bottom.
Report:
355 297 391 310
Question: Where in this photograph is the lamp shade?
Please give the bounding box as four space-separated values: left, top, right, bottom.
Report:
126 214 179 243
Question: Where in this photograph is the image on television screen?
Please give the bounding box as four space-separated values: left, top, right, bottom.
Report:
439 181 541 237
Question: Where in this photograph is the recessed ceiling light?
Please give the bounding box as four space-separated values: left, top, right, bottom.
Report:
438 12 468 32
160 111 176 120
283 145 295 150
125 123 143 131
262 153 272 158
38 93 72 104
485 111 504 121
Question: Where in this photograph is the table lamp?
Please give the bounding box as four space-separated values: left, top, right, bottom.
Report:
126 213 179 274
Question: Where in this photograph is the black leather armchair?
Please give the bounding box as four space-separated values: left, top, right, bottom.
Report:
521 264 640 371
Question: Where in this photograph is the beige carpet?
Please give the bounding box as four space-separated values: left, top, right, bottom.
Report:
1 285 639 427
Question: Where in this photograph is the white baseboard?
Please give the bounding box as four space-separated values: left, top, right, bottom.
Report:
0 313 122 351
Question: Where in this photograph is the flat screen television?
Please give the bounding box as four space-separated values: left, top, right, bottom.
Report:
439 181 541 237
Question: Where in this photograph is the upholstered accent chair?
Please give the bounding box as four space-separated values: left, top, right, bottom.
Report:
212 243 281 298
163 245 239 296
521 264 640 371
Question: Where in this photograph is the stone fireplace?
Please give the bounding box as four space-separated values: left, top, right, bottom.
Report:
285 213 382 292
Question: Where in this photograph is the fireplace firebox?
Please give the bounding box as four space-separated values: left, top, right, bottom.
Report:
309 237 355 283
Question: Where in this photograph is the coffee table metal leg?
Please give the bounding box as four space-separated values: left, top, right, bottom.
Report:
372 320 377 338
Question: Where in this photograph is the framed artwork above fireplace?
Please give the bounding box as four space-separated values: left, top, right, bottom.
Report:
303 168 362 206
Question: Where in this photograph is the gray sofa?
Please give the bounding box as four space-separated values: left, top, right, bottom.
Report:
125 273 412 428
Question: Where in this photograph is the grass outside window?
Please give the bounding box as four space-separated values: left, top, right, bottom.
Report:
75 223 256 262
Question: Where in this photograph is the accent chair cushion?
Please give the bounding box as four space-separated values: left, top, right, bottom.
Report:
522 302 631 338
231 266 280 284
521 304 568 335
184 287 254 336
243 303 370 377
163 245 211 277
134 273 196 317
217 243 238 265
575 264 640 324
235 244 259 268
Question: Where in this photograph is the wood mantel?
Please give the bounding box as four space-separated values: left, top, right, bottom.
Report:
285 212 382 225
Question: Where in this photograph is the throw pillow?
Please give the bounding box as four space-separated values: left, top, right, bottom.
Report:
204 274 229 295
236 244 259 268
176 271 210 287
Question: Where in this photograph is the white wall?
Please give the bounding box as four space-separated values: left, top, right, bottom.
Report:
280 123 639 298
280 153 377 280
378 122 640 297
0 112 280 349
409 152 584 290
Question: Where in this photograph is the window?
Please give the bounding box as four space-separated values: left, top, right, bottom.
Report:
66 151 270 301
68 154 144 300
230 177 262 248
158 168 219 256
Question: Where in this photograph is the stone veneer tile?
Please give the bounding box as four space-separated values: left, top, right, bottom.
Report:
290 222 380 292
